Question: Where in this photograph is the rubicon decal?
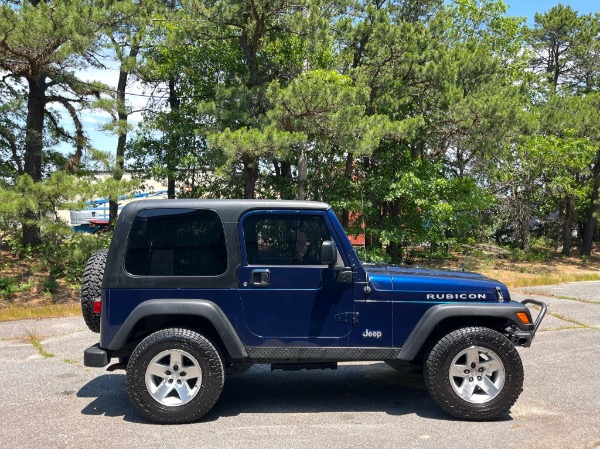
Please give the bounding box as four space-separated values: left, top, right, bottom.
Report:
426 293 487 300
362 329 383 339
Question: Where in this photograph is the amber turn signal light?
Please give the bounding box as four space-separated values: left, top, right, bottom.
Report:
516 312 530 324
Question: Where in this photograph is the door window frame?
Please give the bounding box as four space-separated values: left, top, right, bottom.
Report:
238 210 348 268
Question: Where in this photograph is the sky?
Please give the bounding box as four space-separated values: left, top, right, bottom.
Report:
505 0 598 25
62 1 600 161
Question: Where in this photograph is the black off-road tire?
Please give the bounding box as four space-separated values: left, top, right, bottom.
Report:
126 328 224 424
423 327 524 421
80 249 108 333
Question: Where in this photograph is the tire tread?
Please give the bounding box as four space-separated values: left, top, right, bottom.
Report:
80 249 108 333
423 326 524 421
126 328 224 424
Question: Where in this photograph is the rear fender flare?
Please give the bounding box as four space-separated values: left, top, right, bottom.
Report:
107 299 248 359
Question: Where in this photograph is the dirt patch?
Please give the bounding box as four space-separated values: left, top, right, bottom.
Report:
477 256 600 287
411 250 600 288
0 250 79 309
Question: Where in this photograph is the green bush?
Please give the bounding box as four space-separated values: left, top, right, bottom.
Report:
360 246 391 264
39 227 111 284
0 277 18 299
510 237 554 262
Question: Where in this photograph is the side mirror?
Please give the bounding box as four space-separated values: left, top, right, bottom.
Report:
320 240 337 265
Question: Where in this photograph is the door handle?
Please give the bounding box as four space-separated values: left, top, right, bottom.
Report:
251 269 270 287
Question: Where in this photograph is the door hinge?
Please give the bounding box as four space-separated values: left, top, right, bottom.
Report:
335 312 359 324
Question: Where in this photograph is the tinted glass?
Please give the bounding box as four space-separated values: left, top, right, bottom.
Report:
125 208 227 276
243 213 331 265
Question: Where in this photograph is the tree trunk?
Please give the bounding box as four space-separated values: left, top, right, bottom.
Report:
342 152 353 228
110 44 140 223
562 194 574 256
521 218 531 251
24 76 45 182
581 151 600 256
167 79 179 199
517 195 531 251
280 161 292 179
168 178 176 199
242 154 258 199
109 68 129 225
297 146 308 200
22 75 46 246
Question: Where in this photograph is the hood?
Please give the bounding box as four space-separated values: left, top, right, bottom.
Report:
363 263 510 303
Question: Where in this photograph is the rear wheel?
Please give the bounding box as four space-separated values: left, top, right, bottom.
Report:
80 249 108 333
126 328 224 424
423 327 523 421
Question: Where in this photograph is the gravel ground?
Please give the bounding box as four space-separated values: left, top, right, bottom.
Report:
0 283 599 449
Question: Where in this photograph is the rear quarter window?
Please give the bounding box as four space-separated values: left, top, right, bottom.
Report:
125 208 227 276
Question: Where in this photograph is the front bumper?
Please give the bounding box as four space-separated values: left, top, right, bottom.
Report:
84 343 110 367
510 299 547 347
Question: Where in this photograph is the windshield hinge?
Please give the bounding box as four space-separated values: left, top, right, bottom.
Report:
336 268 353 283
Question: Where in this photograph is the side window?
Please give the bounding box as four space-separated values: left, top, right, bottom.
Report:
125 208 227 276
243 213 332 265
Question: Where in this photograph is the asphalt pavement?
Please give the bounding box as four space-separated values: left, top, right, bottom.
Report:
0 282 599 449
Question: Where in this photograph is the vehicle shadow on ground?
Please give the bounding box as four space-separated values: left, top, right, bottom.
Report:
76 363 503 423
205 363 450 421
77 374 146 424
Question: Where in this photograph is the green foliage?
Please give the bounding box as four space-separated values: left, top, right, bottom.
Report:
0 171 133 281
3 0 600 277
510 238 554 262
0 0 107 65
40 231 111 283
0 0 114 166
209 127 307 163
349 145 494 263
359 247 391 264
0 277 19 300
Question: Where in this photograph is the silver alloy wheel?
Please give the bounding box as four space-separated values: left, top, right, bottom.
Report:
449 345 505 404
145 349 202 407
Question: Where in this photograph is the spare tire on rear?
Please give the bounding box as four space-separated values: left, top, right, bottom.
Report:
81 249 108 333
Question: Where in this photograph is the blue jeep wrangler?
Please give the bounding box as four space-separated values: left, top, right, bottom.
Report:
82 200 546 423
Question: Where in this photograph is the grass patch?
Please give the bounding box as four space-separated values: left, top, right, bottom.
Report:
0 302 81 322
486 272 600 289
547 311 595 329
538 325 583 332
26 333 54 358
63 359 77 364
517 293 600 304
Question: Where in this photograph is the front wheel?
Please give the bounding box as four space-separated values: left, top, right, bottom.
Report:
126 328 224 424
423 327 524 421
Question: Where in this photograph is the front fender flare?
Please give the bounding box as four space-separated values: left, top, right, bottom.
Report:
107 299 248 359
397 302 534 361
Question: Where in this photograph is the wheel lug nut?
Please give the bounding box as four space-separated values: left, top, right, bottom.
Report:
180 371 187 377
477 376 482 381
469 377 474 382
168 379 173 384
478 368 484 372
165 370 171 375
173 365 179 371
464 369 470 374
471 363 476 369
177 379 182 384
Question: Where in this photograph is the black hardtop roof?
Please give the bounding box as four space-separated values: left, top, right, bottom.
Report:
120 199 331 222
